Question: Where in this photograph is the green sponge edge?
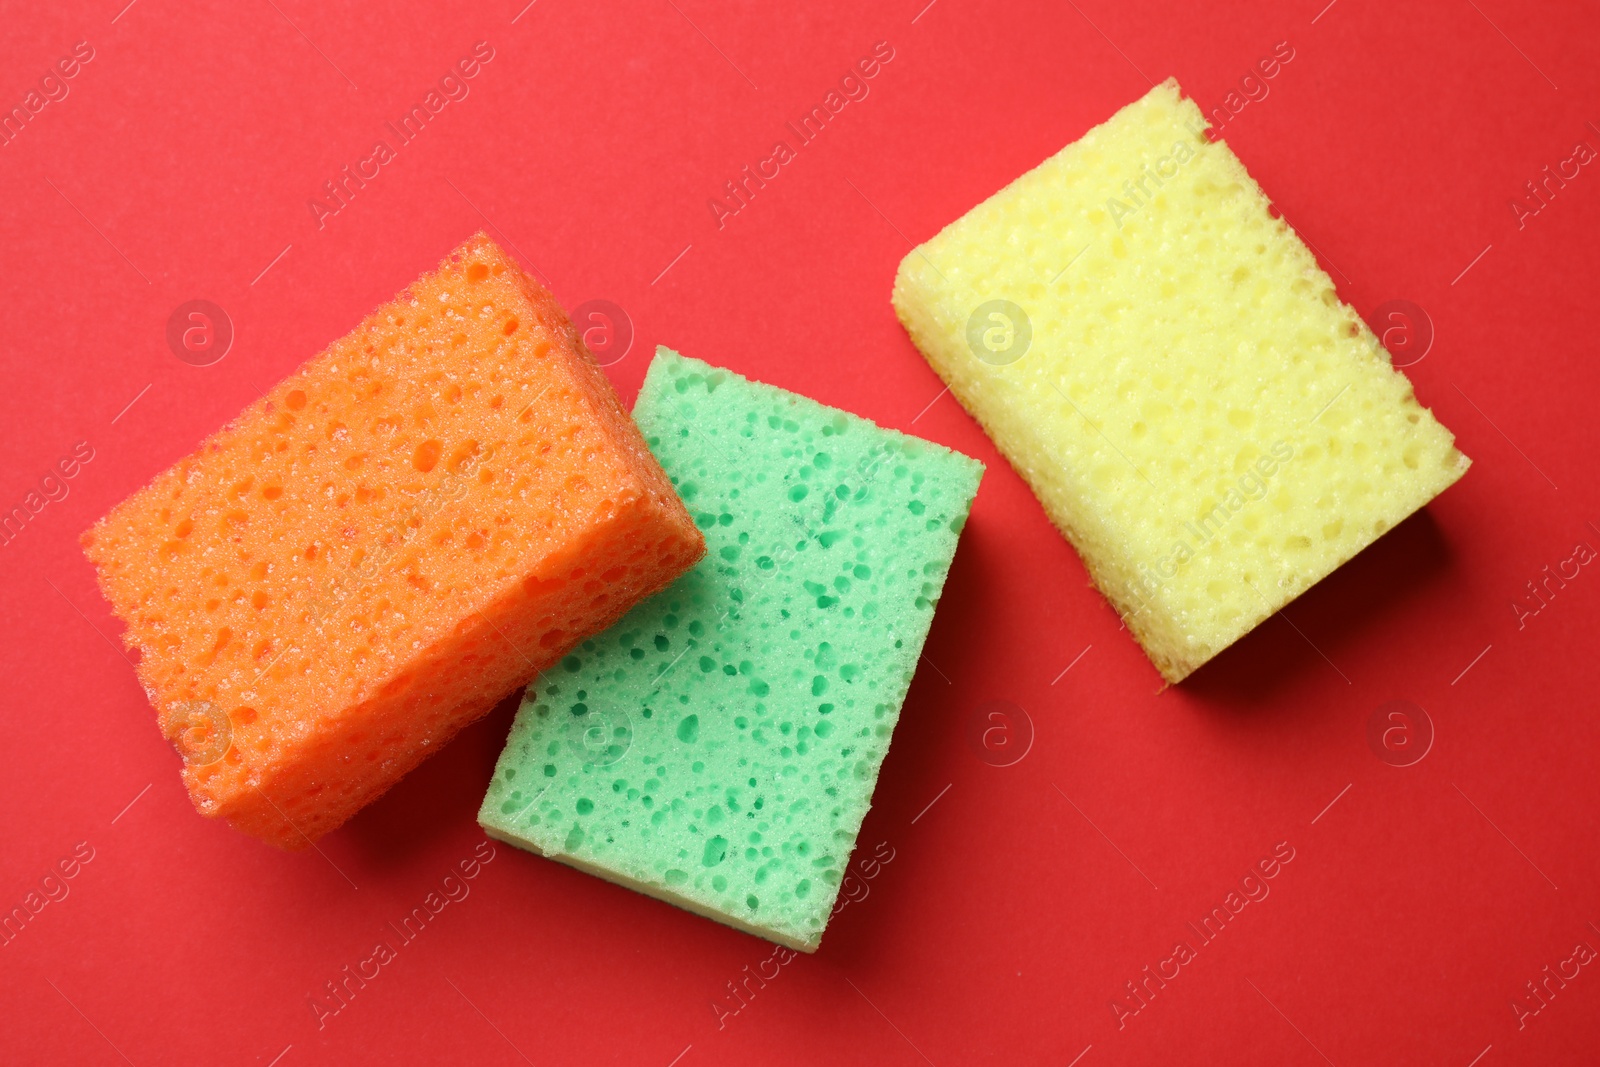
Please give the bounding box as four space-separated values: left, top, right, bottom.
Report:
479 347 982 951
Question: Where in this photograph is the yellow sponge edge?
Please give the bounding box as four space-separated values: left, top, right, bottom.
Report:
892 79 1469 682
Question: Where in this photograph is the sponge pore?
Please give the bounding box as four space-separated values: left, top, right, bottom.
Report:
82 234 704 847
480 348 982 951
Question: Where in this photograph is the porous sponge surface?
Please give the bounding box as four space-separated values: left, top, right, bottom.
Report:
480 349 982 951
82 234 704 847
892 79 1468 682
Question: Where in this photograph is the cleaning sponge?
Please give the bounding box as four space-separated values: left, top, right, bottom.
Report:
82 234 704 847
892 79 1468 682
480 348 982 951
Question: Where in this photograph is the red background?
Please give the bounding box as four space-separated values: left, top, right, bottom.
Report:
3 1 1598 1064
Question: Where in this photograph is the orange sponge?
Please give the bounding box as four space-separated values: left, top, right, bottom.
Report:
82 233 704 848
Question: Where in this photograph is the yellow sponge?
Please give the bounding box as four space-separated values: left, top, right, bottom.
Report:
892 79 1469 682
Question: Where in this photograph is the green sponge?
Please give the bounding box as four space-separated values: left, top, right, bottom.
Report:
479 348 982 950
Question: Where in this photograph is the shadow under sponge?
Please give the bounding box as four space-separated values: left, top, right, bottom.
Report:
480 348 983 951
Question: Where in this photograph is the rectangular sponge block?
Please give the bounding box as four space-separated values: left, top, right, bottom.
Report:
892 79 1468 682
82 234 704 848
480 348 982 951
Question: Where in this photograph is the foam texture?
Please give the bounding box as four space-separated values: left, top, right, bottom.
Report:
892 79 1469 682
480 348 982 950
82 234 704 847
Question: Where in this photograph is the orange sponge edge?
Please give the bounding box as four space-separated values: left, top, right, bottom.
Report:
83 234 704 847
